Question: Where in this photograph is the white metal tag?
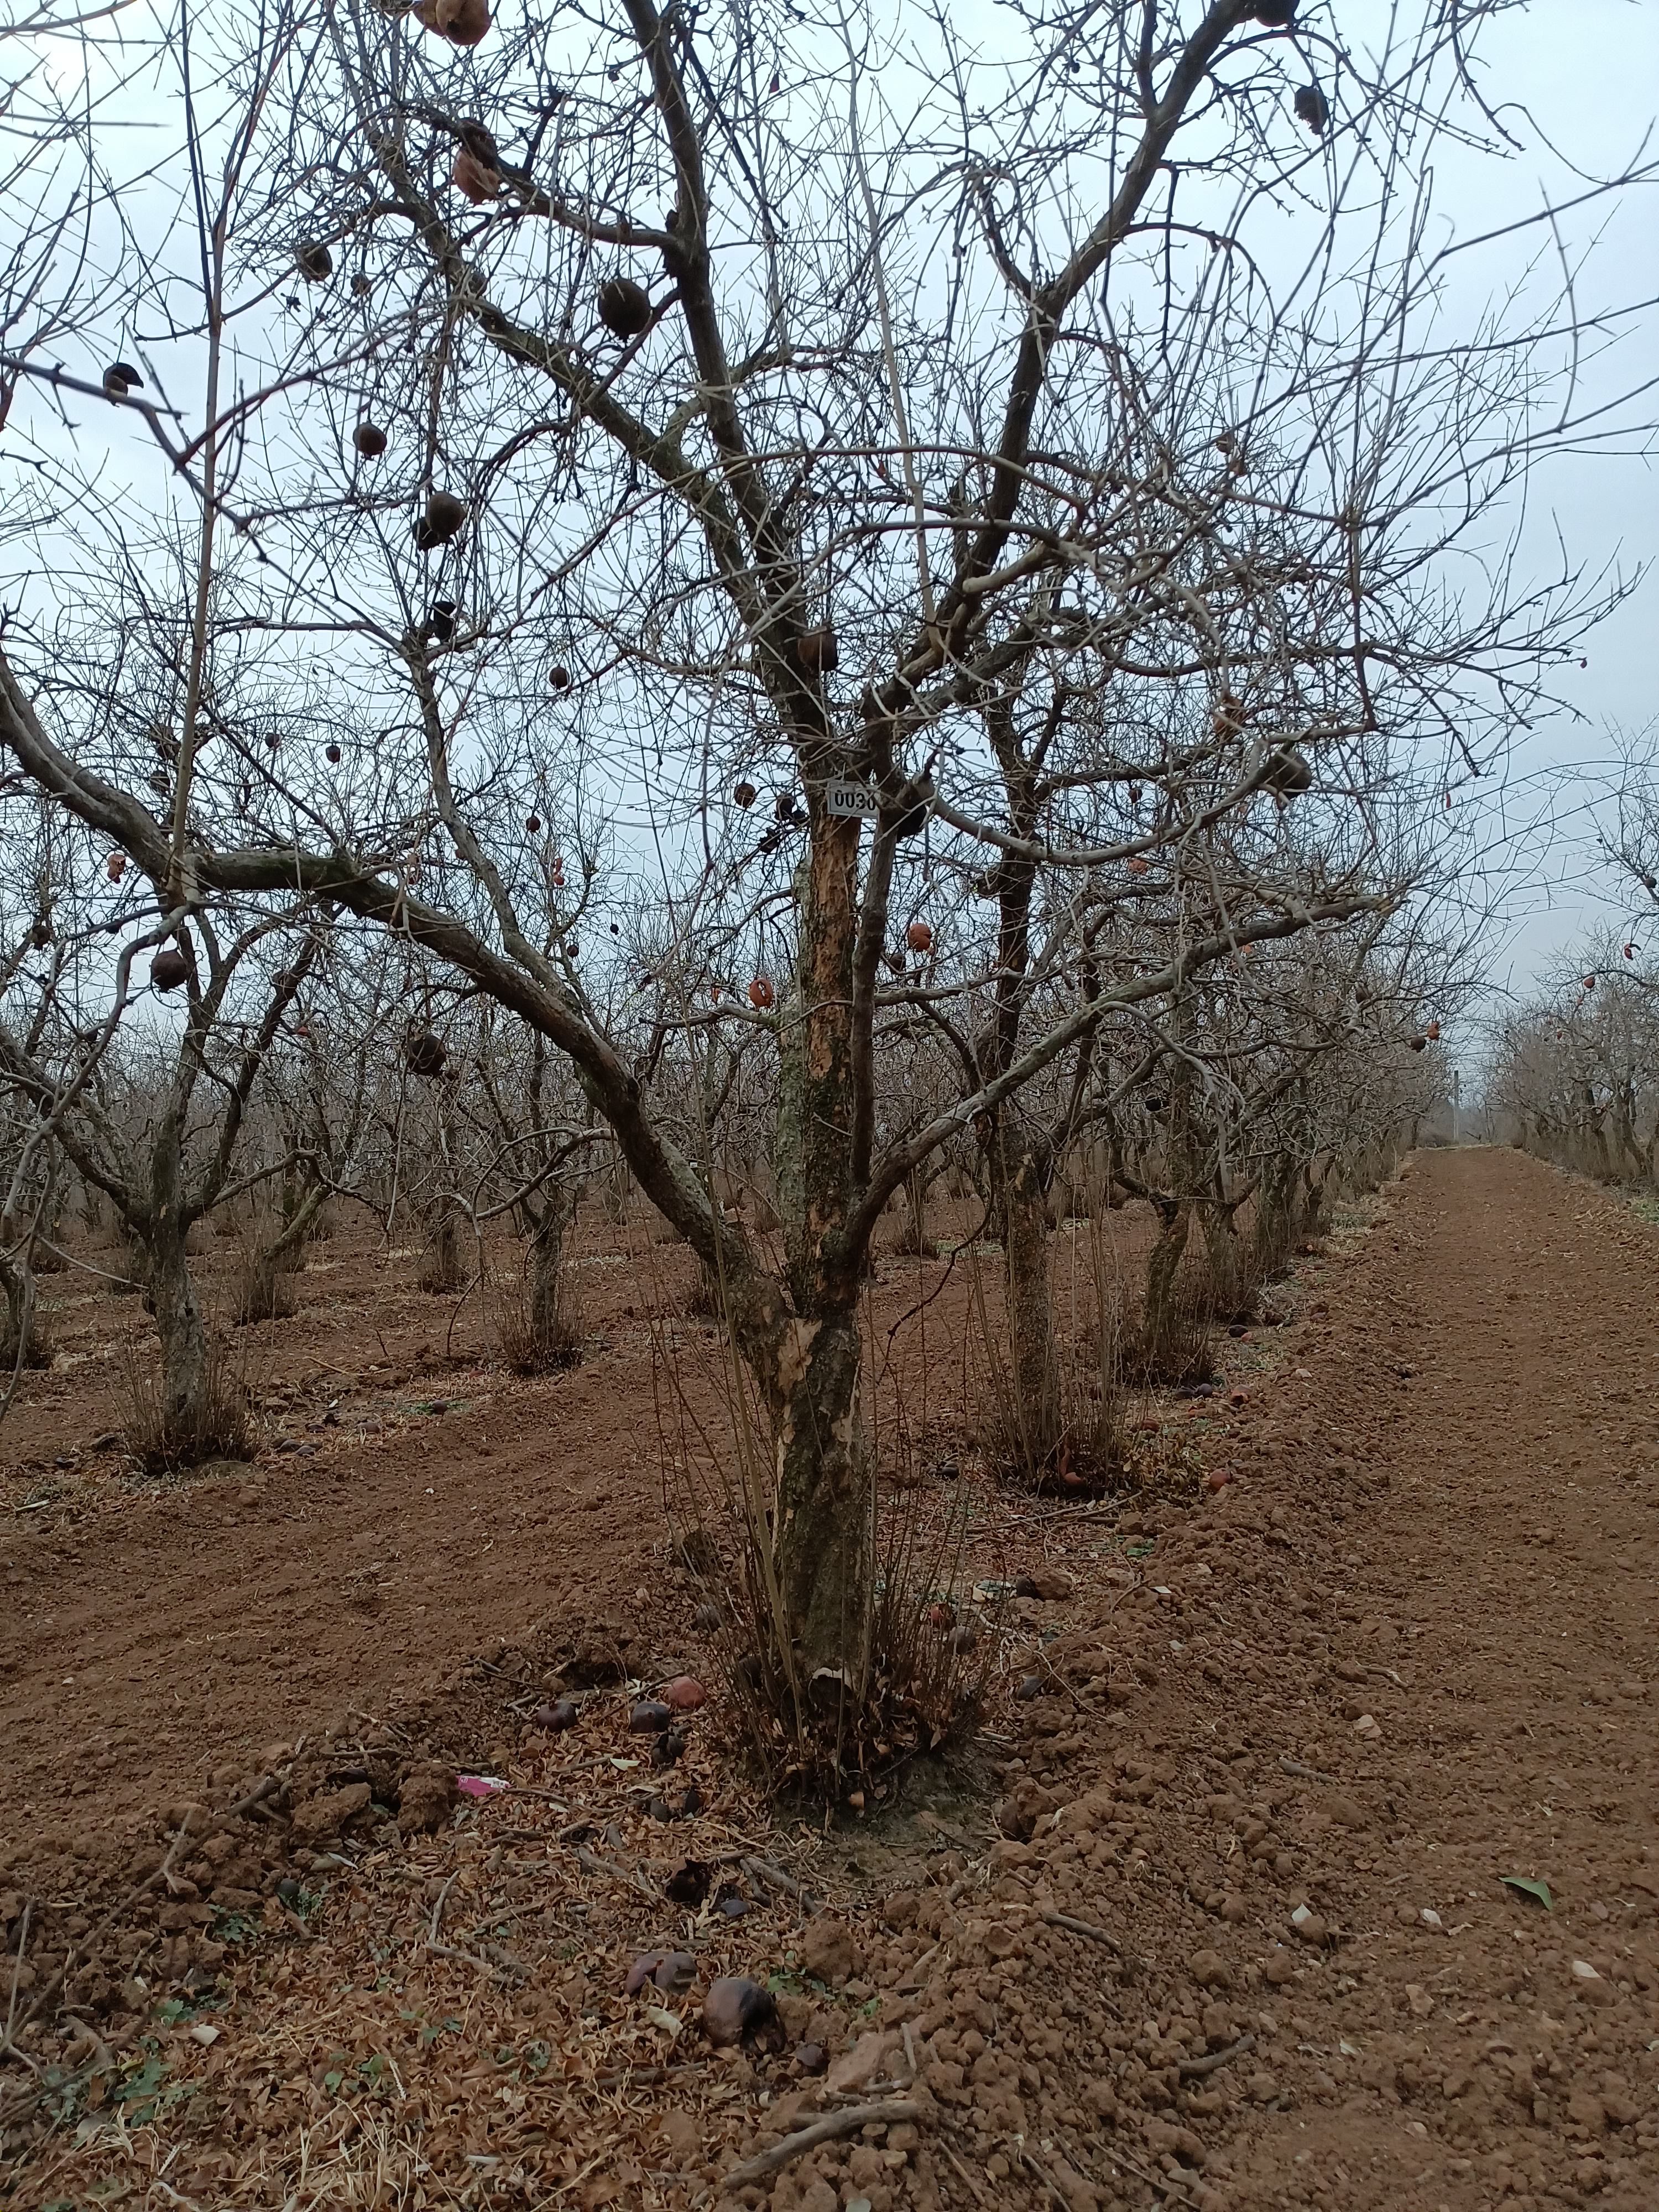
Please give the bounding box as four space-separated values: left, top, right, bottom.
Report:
825 778 880 819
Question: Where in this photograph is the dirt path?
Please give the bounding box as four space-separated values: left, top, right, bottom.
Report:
1108 1146 1659 2210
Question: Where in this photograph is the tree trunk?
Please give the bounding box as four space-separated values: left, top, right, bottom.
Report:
0 1251 46 1371
762 816 868 1671
1253 1155 1299 1279
993 1137 1061 1466
1300 1160 1329 1237
149 1215 208 1438
528 1182 575 1343
141 1107 208 1437
768 1311 867 1676
423 1197 464 1291
240 1177 328 1323
896 1168 936 1258
1142 1198 1192 1348
1197 1196 1246 1319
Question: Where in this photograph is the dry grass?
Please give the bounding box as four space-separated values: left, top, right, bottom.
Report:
967 1216 1134 1495
115 1326 257 1474
492 1244 584 1375
232 1237 299 1326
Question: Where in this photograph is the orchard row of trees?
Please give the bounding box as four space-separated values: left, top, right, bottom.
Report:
1 0 1649 1767
1485 741 1659 1186
0 831 1458 1388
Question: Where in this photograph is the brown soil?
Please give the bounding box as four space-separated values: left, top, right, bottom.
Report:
3 1149 1657 2210
0 1196 1165 1863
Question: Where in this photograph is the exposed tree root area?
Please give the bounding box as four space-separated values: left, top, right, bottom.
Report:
4 1149 1658 2209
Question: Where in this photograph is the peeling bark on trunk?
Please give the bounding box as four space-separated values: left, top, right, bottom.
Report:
759 811 872 1672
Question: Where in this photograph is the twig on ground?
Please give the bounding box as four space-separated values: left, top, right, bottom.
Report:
742 1854 816 1907
939 2138 988 2204
427 1876 456 1944
721 2099 921 2189
1177 2031 1255 2079
427 1939 505 1975
576 1846 659 1902
1041 1908 1120 1951
1279 1757 1334 1782
1104 2140 1201 2203
1020 2148 1073 2210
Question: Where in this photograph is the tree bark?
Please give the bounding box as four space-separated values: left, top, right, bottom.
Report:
1197 1196 1246 1319
0 1250 45 1371
766 1311 867 1676
148 1215 208 1438
424 1203 463 1291
528 1181 575 1344
134 1103 208 1437
1142 1197 1193 1352
239 1172 328 1323
988 1134 1061 1466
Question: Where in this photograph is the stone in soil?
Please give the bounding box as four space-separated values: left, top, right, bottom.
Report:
701 1976 774 2046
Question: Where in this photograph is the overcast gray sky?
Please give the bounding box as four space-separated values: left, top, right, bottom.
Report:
8 0 1657 1026
1420 0 1659 998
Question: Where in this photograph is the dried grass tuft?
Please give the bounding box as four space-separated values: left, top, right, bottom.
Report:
233 1235 299 1326
492 1243 583 1374
116 1326 257 1473
657 1268 985 1803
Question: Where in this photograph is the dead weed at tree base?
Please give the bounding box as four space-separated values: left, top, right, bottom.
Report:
653 1286 988 1805
115 1328 257 1476
491 1269 585 1376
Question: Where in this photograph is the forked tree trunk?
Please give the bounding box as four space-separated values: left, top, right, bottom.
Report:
242 1178 328 1322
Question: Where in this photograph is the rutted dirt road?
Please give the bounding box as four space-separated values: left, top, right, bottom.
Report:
1052 1144 1659 2211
